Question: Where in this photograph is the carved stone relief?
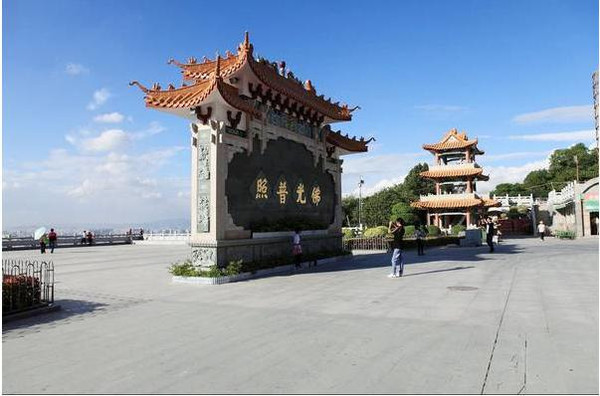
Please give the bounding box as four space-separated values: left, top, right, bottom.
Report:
191 247 216 267
196 131 211 233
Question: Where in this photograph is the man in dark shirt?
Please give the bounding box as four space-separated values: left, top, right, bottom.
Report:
48 228 57 254
485 217 495 252
388 218 406 277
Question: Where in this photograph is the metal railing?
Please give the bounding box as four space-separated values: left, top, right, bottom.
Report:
2 234 141 251
2 258 54 315
344 237 391 251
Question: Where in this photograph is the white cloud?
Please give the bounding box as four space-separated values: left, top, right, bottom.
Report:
479 159 550 194
484 150 552 161
82 129 130 152
414 104 468 112
341 151 429 197
87 88 111 110
65 63 89 75
508 130 595 142
131 121 166 140
512 105 592 124
94 112 125 123
3 147 189 228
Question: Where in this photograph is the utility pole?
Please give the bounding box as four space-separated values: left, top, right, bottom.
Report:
358 177 364 232
574 155 580 183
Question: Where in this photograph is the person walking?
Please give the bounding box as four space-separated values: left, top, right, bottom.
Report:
292 229 303 269
388 218 405 277
81 230 87 245
39 233 48 254
485 217 495 252
86 230 93 245
48 228 57 253
537 221 546 240
414 224 426 256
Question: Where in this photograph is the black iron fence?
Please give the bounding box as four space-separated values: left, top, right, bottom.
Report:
343 236 462 252
344 236 391 251
2 258 55 315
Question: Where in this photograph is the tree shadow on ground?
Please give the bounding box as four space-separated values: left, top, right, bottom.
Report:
2 299 108 333
293 240 525 276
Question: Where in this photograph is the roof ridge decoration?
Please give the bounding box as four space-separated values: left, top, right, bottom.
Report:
130 32 361 122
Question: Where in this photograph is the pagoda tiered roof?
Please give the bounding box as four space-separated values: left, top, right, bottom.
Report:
420 166 490 181
132 32 355 122
423 128 484 154
410 195 501 210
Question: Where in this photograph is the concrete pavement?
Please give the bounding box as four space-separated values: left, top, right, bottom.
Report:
2 237 598 394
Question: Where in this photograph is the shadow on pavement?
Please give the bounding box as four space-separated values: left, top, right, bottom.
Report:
403 265 475 277
2 299 108 333
296 240 525 276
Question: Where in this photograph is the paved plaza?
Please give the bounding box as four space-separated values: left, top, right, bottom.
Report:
2 237 598 394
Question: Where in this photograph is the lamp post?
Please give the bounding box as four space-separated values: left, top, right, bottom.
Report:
358 177 364 232
593 71 599 150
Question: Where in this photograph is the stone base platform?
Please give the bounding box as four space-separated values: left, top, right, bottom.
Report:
190 231 343 267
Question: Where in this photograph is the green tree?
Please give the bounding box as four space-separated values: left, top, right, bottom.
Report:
403 163 435 200
361 184 404 227
522 169 552 198
341 196 359 227
490 183 529 197
390 202 419 225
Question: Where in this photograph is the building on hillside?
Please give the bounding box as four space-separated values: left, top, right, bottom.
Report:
130 32 371 267
547 177 599 237
411 129 499 230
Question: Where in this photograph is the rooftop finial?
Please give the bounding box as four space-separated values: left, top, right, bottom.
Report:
244 31 250 46
215 54 221 78
304 79 316 94
129 81 149 93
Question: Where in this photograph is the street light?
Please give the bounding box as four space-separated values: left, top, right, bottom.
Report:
358 177 365 231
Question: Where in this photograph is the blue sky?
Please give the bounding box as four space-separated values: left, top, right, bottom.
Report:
3 0 598 229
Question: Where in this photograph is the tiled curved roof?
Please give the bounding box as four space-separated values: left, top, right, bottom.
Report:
410 198 484 209
130 75 260 118
423 128 482 153
140 79 216 109
420 167 484 179
326 130 369 152
482 198 501 207
173 54 243 81
169 33 353 121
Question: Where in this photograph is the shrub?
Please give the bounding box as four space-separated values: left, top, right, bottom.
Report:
168 260 200 277
224 260 243 276
204 265 224 278
426 225 441 236
451 225 466 235
342 228 356 240
404 225 415 237
2 275 42 313
363 226 389 238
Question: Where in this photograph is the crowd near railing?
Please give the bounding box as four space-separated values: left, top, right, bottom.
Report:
2 258 54 315
2 234 142 251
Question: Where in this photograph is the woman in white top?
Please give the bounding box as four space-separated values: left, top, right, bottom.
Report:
292 229 302 268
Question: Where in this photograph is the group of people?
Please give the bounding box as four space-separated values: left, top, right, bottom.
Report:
81 230 94 245
39 228 58 254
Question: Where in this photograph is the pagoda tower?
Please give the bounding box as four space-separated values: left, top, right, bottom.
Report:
411 129 499 229
130 32 371 267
